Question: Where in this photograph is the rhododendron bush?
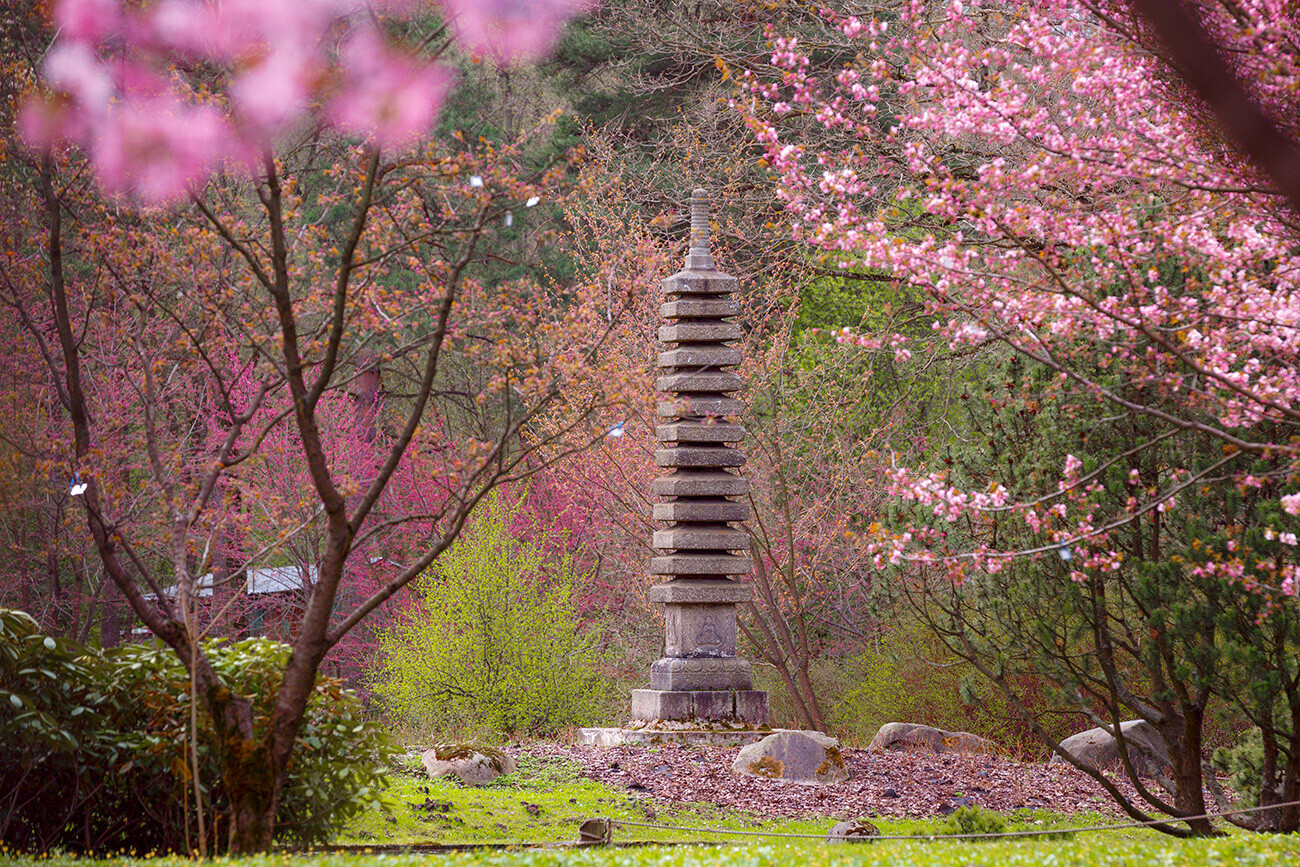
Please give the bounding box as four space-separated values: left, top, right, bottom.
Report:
747 0 1300 834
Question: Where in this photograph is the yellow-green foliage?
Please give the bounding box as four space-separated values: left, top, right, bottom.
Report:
373 496 614 737
831 614 1073 754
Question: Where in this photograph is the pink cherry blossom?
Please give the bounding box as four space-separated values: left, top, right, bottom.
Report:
440 0 596 64
54 0 120 43
329 28 454 148
25 0 593 200
230 49 319 136
91 94 233 202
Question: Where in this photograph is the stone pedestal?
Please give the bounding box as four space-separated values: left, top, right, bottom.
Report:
630 188 768 729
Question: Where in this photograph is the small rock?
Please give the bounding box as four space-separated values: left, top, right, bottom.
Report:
827 818 880 842
881 787 898 798
524 802 541 816
937 795 975 815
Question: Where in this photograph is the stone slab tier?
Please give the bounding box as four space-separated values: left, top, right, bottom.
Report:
631 688 768 724
649 578 753 604
653 499 748 522
661 272 740 296
656 422 745 443
650 553 752 575
661 299 741 318
656 372 744 393
578 726 771 747
653 526 750 550
650 656 754 691
658 322 743 343
658 347 745 368
657 397 744 418
653 470 749 497
654 447 746 468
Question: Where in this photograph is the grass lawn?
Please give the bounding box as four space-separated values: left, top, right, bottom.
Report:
4 747 1296 865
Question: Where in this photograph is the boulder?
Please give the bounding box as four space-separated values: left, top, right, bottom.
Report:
421 743 516 786
1049 719 1171 779
868 722 1000 755
826 818 880 842
732 730 850 784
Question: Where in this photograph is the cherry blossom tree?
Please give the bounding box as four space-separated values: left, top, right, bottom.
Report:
8 0 612 852
746 0 1300 834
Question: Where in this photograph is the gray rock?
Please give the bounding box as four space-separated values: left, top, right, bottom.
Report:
868 722 1000 755
421 744 515 786
1049 719 1171 779
827 818 880 842
732 730 851 784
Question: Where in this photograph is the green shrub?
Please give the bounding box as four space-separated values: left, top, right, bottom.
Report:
0 608 394 854
0 608 131 853
1213 725 1285 811
830 614 1076 754
939 805 1008 837
374 495 615 737
100 637 396 851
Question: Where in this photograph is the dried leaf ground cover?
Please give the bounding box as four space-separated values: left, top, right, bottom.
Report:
543 742 1144 822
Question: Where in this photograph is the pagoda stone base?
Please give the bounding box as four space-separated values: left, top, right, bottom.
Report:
631 688 768 724
649 656 753 690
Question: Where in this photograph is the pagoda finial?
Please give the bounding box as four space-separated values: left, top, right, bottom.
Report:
686 187 715 271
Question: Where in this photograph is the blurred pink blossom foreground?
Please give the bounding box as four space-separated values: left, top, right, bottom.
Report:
22 0 596 201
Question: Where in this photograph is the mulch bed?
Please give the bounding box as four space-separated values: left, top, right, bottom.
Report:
534 742 1146 821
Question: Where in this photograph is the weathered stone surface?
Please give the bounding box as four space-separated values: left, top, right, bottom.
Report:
657 372 743 393
654 527 750 551
827 819 881 842
733 730 850 784
867 723 995 757
655 447 746 468
658 347 744 368
421 744 516 785
661 299 741 318
656 422 745 443
650 656 754 690
868 722 1001 756
631 688 690 720
650 553 752 575
654 500 748 522
657 397 744 418
630 688 767 723
654 470 749 497
663 603 738 656
1049 720 1171 779
636 187 767 728
658 323 743 343
661 272 739 295
649 579 752 604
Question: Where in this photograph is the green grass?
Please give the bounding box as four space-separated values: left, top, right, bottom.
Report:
338 749 842 846
6 747 1294 865
6 836 1300 866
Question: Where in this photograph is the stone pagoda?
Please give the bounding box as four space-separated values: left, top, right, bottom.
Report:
629 188 768 728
